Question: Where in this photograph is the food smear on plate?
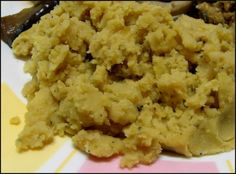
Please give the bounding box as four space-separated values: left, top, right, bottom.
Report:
10 1 235 168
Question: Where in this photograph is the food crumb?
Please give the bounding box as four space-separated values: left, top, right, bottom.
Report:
10 116 21 125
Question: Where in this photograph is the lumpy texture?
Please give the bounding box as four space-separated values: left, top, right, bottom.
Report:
12 1 235 168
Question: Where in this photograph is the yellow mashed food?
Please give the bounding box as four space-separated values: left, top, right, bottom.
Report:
12 1 235 168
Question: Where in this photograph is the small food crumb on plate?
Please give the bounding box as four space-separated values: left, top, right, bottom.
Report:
10 116 21 125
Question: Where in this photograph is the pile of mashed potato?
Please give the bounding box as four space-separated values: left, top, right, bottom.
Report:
12 1 235 168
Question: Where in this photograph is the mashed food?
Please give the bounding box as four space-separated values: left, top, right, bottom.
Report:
12 1 235 168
